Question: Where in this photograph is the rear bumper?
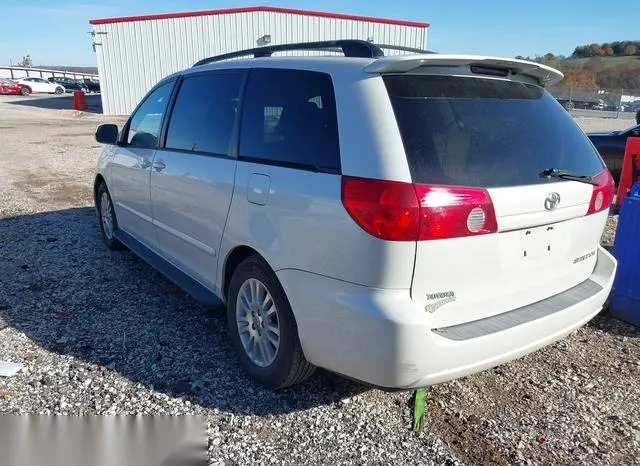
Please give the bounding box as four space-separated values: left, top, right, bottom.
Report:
277 245 616 389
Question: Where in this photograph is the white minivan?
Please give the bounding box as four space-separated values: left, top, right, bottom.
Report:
93 40 617 389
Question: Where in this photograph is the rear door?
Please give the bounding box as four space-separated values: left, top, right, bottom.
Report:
149 70 243 289
383 74 613 327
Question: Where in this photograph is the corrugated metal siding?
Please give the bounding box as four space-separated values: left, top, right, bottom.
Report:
93 11 427 115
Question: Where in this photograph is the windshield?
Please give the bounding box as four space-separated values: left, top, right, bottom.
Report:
384 75 605 188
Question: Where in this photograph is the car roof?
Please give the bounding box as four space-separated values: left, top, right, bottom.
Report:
171 53 562 87
179 56 375 78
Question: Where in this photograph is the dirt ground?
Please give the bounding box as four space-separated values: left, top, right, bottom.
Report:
0 95 124 216
573 116 634 133
0 94 638 466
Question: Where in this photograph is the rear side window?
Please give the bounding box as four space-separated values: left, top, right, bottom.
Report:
384 75 605 188
165 72 242 156
239 68 340 172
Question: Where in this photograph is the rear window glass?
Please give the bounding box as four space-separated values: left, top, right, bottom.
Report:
384 75 605 188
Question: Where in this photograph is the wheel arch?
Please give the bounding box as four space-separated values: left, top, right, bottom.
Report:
93 174 106 205
222 245 263 300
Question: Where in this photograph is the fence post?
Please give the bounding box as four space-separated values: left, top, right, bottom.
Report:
569 87 573 111
618 89 623 119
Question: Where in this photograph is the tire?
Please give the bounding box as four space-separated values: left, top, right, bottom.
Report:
96 182 125 251
227 255 315 389
55 86 63 95
20 87 30 96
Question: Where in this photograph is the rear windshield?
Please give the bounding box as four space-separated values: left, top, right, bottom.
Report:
384 75 605 188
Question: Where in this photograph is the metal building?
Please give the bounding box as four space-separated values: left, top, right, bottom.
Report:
89 6 429 115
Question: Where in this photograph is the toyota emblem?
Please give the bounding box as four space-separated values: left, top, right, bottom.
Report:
544 192 561 211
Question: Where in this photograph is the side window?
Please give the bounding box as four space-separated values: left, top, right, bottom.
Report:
126 81 173 149
165 72 242 156
239 69 341 172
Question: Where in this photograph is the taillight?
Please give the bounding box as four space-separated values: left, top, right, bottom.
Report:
415 185 498 240
586 170 615 216
341 176 498 241
341 176 420 241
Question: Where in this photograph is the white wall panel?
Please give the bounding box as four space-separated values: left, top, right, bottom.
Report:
92 10 427 115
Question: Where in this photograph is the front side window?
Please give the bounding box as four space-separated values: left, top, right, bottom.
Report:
239 68 340 172
126 81 174 149
165 72 242 156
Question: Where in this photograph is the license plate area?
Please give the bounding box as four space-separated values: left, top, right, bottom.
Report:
521 224 557 260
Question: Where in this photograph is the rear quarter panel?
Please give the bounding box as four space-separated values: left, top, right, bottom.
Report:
218 160 417 294
331 71 412 183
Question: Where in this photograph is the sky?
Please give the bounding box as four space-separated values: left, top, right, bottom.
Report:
0 0 635 66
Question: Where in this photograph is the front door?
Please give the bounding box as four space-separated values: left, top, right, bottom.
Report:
150 71 243 288
110 80 174 250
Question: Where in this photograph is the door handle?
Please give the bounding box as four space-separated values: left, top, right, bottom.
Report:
139 158 152 169
152 160 166 172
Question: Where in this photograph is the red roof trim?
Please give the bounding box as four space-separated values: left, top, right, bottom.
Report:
89 6 429 28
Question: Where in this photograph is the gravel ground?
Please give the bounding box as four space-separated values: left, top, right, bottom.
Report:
1 95 639 465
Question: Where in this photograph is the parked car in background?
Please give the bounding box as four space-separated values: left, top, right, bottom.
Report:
93 40 617 390
587 124 640 186
16 77 64 94
0 79 31 96
82 78 100 93
47 76 88 93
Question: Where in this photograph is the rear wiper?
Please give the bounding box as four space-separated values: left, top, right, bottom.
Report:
539 168 598 186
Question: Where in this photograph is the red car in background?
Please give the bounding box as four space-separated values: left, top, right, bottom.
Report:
0 79 32 96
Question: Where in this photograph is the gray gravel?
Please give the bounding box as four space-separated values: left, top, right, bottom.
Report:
1 95 639 465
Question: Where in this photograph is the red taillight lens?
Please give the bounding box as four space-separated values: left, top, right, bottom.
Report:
586 170 615 216
341 176 498 241
341 176 420 241
415 184 498 240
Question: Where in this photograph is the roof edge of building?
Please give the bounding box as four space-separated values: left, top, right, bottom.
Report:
89 6 429 28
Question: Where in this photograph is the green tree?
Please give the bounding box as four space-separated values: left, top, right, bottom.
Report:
17 55 32 68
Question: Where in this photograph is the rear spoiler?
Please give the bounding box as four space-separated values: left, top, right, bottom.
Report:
365 54 564 87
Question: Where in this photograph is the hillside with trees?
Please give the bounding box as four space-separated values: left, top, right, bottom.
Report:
516 41 640 90
571 41 640 58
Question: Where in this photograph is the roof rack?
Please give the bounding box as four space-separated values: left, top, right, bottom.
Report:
375 44 436 55
193 39 385 66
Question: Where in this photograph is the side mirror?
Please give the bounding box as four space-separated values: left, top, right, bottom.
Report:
95 124 119 145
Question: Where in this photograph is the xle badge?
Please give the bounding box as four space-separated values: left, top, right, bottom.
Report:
424 291 456 313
